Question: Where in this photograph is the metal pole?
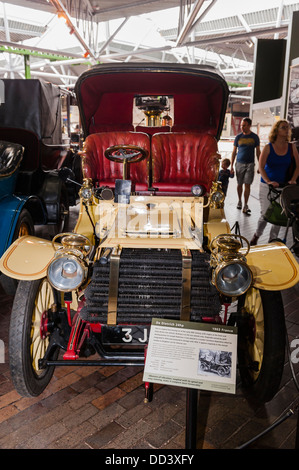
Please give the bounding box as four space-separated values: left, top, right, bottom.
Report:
185 388 198 449
3 2 14 78
24 55 31 79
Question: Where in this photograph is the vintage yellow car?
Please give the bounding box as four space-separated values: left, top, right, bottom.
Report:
1 63 298 404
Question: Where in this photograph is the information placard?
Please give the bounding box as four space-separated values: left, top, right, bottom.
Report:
143 318 237 394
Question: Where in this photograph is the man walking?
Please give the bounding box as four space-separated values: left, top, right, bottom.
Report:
230 118 261 215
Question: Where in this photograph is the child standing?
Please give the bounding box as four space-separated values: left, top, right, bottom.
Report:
218 158 234 195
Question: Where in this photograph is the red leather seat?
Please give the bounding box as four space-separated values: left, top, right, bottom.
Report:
82 132 150 190
151 133 219 193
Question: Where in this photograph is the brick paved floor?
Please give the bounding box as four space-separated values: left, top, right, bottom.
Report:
0 166 298 450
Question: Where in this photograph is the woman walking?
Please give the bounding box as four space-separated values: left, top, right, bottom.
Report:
250 119 299 245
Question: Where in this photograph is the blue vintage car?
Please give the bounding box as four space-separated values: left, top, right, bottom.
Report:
0 79 79 291
0 140 41 255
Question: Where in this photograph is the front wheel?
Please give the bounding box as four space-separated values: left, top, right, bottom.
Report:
9 278 59 397
13 208 34 239
237 287 285 403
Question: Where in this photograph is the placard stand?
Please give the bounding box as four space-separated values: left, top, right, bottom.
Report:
185 388 198 449
143 318 238 449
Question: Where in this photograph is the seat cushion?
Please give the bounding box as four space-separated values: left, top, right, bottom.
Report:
83 131 150 190
0 140 24 176
152 133 219 193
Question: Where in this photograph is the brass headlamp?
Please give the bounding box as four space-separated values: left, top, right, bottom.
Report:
210 234 252 297
47 233 92 292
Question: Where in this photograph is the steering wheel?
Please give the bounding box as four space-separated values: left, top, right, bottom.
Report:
104 145 148 180
105 145 148 163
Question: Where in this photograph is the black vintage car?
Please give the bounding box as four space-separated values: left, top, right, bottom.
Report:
0 79 80 251
1 64 298 406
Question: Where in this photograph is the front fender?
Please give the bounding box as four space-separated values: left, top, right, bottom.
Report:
0 235 60 280
245 242 299 291
0 194 46 256
0 194 28 256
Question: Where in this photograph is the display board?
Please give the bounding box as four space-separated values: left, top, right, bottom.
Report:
253 39 286 105
143 318 237 394
287 63 299 129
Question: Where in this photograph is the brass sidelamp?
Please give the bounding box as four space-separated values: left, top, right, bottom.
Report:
210 233 252 296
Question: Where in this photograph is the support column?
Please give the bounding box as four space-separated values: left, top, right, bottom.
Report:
24 54 31 79
185 388 198 449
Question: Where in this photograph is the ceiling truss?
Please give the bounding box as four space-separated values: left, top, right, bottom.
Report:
0 0 297 94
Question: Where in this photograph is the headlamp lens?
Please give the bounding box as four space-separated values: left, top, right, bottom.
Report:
216 262 252 296
48 255 85 291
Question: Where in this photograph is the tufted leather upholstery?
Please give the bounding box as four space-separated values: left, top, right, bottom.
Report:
0 140 24 176
83 132 150 190
152 133 219 193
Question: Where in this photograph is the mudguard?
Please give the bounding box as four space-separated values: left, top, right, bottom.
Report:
0 194 46 256
205 208 299 291
1 234 298 292
0 235 61 280
245 242 299 291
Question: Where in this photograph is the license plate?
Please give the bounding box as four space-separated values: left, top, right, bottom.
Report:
102 325 150 345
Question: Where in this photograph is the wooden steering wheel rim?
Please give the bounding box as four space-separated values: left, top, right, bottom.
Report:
104 145 148 164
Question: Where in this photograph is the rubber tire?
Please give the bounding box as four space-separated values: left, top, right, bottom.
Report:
237 288 285 403
9 278 58 397
13 208 34 240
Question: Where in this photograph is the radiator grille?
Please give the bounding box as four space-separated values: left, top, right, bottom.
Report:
80 248 221 323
